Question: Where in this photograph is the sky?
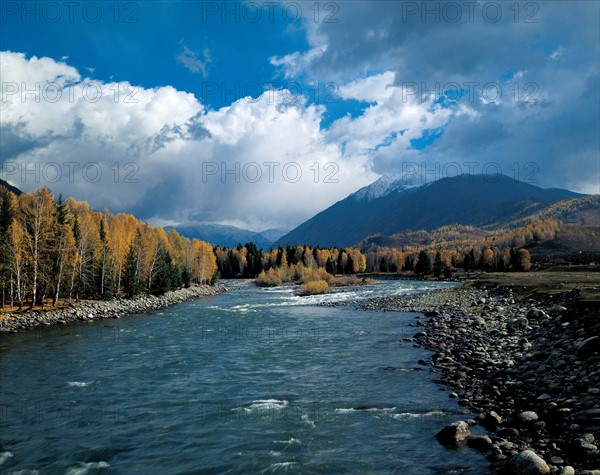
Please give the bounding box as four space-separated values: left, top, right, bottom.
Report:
1 0 599 232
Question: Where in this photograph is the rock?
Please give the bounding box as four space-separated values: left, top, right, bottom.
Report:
473 316 486 327
435 421 471 447
558 467 575 475
577 336 600 355
502 450 550 475
467 435 493 451
482 410 503 429
497 427 520 438
508 317 529 332
517 411 539 423
580 433 595 444
527 308 548 320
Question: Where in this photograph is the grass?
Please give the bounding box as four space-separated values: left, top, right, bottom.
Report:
463 269 600 303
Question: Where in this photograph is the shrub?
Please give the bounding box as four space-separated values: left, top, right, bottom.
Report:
334 276 374 286
255 268 282 287
298 279 330 296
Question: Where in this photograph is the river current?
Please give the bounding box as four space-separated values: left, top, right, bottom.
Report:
0 280 488 474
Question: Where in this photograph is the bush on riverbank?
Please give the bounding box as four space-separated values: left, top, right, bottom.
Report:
333 276 374 286
255 265 333 287
298 280 330 296
255 268 283 287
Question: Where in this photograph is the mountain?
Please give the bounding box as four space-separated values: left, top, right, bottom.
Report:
166 223 274 248
278 174 585 248
258 228 290 243
0 179 22 196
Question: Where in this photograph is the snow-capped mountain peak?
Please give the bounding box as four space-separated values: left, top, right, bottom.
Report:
351 172 422 203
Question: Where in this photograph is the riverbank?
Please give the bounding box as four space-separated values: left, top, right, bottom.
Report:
362 273 600 474
0 285 226 333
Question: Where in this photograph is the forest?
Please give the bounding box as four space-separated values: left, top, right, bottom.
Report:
0 186 217 310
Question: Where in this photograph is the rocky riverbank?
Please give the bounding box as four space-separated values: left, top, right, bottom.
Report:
0 285 226 333
362 283 600 475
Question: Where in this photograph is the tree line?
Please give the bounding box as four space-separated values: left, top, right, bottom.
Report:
213 241 532 283
214 244 367 280
0 186 217 310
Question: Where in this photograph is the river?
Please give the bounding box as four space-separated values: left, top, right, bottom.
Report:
0 280 488 474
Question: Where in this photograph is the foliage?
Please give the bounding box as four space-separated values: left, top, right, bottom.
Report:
298 280 330 296
0 185 218 309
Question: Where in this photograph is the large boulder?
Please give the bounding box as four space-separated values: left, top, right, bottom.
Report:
435 421 471 447
502 450 550 475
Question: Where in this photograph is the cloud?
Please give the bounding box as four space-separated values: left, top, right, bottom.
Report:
269 1 599 192
2 0 598 236
177 43 212 77
0 51 380 230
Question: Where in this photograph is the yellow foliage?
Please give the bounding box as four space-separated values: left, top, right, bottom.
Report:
299 279 330 296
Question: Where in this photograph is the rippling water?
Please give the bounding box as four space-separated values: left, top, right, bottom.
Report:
0 280 487 474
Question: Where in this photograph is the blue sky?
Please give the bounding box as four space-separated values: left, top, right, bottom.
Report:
1 2 310 107
1 1 599 230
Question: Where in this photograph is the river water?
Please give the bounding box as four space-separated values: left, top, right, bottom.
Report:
0 280 488 474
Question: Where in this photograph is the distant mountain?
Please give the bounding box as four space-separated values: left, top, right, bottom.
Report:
258 228 290 243
166 223 274 248
278 174 585 247
0 179 22 196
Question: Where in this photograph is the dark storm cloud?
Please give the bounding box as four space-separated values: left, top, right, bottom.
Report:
283 1 599 192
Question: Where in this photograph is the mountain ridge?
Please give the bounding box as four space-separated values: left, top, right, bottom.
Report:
278 174 586 248
0 179 23 196
166 223 275 248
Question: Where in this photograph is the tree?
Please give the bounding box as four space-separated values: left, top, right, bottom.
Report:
96 216 115 299
18 188 54 308
50 195 77 306
0 187 15 307
516 249 531 271
325 256 337 275
380 257 389 272
191 240 218 284
404 254 414 271
123 230 143 298
68 201 99 300
346 253 355 274
414 250 432 276
7 220 26 309
152 248 181 295
432 251 444 278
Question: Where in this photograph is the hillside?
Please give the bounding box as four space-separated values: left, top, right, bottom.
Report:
0 179 22 196
278 174 585 247
167 223 273 248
